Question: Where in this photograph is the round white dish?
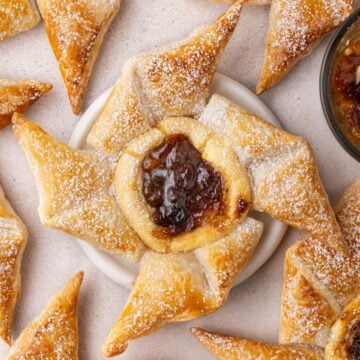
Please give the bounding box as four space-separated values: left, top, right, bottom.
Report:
69 73 288 289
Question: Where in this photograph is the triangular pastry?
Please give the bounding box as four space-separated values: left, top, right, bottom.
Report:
4 271 83 360
12 113 145 261
199 94 344 251
102 218 263 357
0 0 40 41
87 1 243 154
256 0 355 94
0 79 52 130
0 185 27 345
280 179 360 348
39 0 121 115
191 328 323 359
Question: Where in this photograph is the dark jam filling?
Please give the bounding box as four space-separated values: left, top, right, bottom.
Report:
349 324 360 360
142 134 224 235
333 43 360 141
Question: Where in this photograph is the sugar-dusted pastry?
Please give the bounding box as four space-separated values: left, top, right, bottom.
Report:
12 113 145 261
103 218 263 357
191 328 323 359
0 185 27 345
4 271 83 360
0 0 40 41
325 295 360 359
87 1 243 154
199 94 344 251
280 179 360 348
256 0 355 94
0 79 52 129
39 0 121 115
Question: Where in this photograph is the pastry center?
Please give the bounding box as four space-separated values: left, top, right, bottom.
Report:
349 323 360 360
142 134 224 235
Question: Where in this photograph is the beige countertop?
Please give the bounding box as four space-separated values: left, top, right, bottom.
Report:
0 1 359 359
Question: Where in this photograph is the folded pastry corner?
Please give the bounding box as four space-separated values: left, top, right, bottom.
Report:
102 217 263 357
4 271 83 360
199 94 344 251
0 79 52 130
12 113 145 261
191 327 324 359
0 0 40 41
87 1 243 154
0 185 27 345
39 0 121 115
279 179 360 348
256 0 355 94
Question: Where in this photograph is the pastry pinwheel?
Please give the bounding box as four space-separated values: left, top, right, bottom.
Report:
4 271 83 360
0 0 40 41
192 179 360 359
0 79 52 129
13 2 342 356
0 185 27 345
39 0 121 115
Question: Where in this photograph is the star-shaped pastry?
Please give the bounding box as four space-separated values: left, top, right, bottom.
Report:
12 2 344 356
0 0 40 41
0 79 52 130
39 0 121 114
4 271 83 360
0 185 27 345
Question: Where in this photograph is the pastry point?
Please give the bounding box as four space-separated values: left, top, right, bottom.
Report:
4 271 83 359
87 1 243 154
0 79 52 130
39 0 121 114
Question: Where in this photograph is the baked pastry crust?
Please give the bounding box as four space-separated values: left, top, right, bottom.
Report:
87 2 243 154
115 117 251 252
4 271 83 360
102 217 263 356
0 79 52 130
39 0 121 115
0 185 27 345
199 94 344 251
257 0 355 94
12 113 145 262
280 179 360 347
325 295 360 360
0 0 40 41
191 327 323 359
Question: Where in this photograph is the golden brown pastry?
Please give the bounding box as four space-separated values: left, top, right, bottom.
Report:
4 271 83 360
87 1 243 154
12 113 145 262
0 0 40 41
191 327 323 359
325 295 360 360
256 0 355 94
103 217 263 357
39 0 121 115
280 179 360 348
0 185 27 345
0 79 52 129
199 94 344 251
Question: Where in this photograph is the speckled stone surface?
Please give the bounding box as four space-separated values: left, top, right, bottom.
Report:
0 1 359 359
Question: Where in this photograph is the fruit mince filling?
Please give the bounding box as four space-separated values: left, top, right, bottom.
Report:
142 134 224 235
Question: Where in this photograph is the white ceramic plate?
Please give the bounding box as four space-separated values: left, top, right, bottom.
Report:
69 73 288 289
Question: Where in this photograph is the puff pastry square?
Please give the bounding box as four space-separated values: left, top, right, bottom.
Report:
257 0 355 94
39 0 121 115
191 327 323 359
4 271 83 360
280 179 360 348
0 185 27 345
87 2 243 154
0 0 40 41
0 79 52 130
